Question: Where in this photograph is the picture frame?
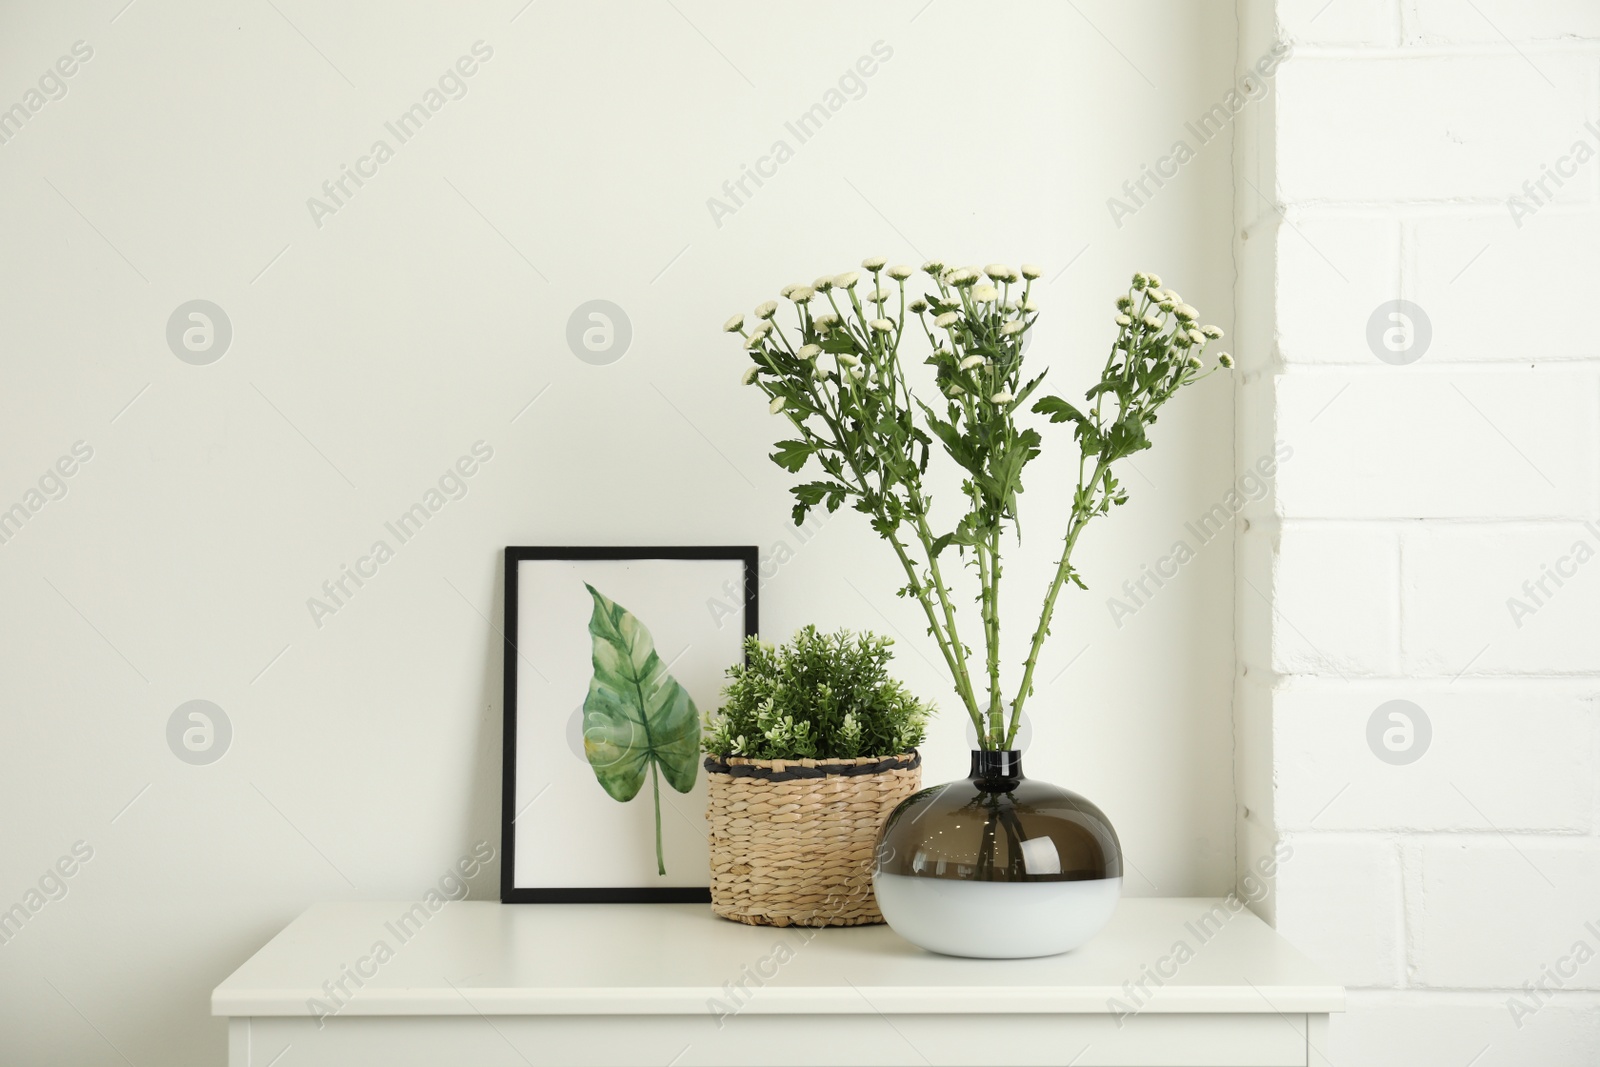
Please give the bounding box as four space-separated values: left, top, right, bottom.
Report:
500 546 758 903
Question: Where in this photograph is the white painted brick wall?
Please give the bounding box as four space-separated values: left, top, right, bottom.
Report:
1336 992 1600 1067
1276 55 1595 204
1274 366 1600 519
1405 1 1600 45
1249 0 1600 1061
1273 682 1596 832
1270 521 1399 675
1275 834 1406 987
1414 840 1600 989
1404 523 1600 674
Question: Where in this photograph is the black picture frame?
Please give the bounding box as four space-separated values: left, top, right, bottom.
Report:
501 546 758 903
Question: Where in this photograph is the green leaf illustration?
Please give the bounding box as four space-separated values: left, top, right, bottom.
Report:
580 583 700 875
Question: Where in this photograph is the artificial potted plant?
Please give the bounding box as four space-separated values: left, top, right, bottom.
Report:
702 626 930 927
724 260 1231 957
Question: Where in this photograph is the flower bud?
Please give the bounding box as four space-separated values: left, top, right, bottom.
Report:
723 313 745 333
861 256 887 270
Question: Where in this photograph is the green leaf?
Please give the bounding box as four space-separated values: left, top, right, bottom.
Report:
1033 395 1086 425
581 584 700 875
771 439 813 473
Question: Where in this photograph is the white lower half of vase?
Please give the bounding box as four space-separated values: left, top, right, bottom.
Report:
872 873 1122 958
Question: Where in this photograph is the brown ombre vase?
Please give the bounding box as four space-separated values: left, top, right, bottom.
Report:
872 750 1122 958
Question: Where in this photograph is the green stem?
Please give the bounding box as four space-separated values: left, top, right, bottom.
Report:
1008 455 1109 746
985 528 1004 745
651 761 664 876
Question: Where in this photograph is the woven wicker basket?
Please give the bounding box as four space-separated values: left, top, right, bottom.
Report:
704 751 922 927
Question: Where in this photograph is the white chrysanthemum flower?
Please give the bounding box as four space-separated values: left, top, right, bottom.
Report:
868 318 894 333
744 333 765 349
780 284 797 298
813 311 839 327
1165 289 1182 305
1142 313 1162 330
870 286 894 302
1021 297 1038 312
934 312 960 328
1001 320 1026 336
1131 272 1149 289
836 352 861 367
1174 303 1198 322
1185 354 1203 369
1116 295 1133 312
813 365 829 380
723 313 744 333
908 297 928 313
985 264 1018 283
990 390 1015 404
750 321 773 338
834 271 860 289
1147 272 1162 287
1201 324 1223 339
958 354 985 371
1218 352 1234 368
972 284 999 303
861 256 887 270
1187 328 1205 344
813 275 834 292
886 264 914 280
1020 263 1042 279
755 300 778 320
849 364 866 379
922 259 946 274
769 395 786 413
1158 298 1176 312
797 343 821 360
1174 331 1193 347
789 285 816 303
1115 313 1133 326
945 383 965 398
948 268 976 286
740 365 759 385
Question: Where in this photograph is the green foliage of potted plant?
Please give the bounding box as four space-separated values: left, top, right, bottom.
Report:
722 260 1232 956
701 627 930 927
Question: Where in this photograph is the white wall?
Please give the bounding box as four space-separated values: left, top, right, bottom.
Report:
0 1 1241 1062
1244 1 1600 1063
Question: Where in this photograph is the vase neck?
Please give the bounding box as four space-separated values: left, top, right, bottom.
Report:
970 749 1024 781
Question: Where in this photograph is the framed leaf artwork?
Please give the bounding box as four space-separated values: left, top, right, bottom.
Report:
501 546 757 903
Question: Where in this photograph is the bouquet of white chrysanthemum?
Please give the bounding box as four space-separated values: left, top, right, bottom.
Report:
724 261 1231 751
